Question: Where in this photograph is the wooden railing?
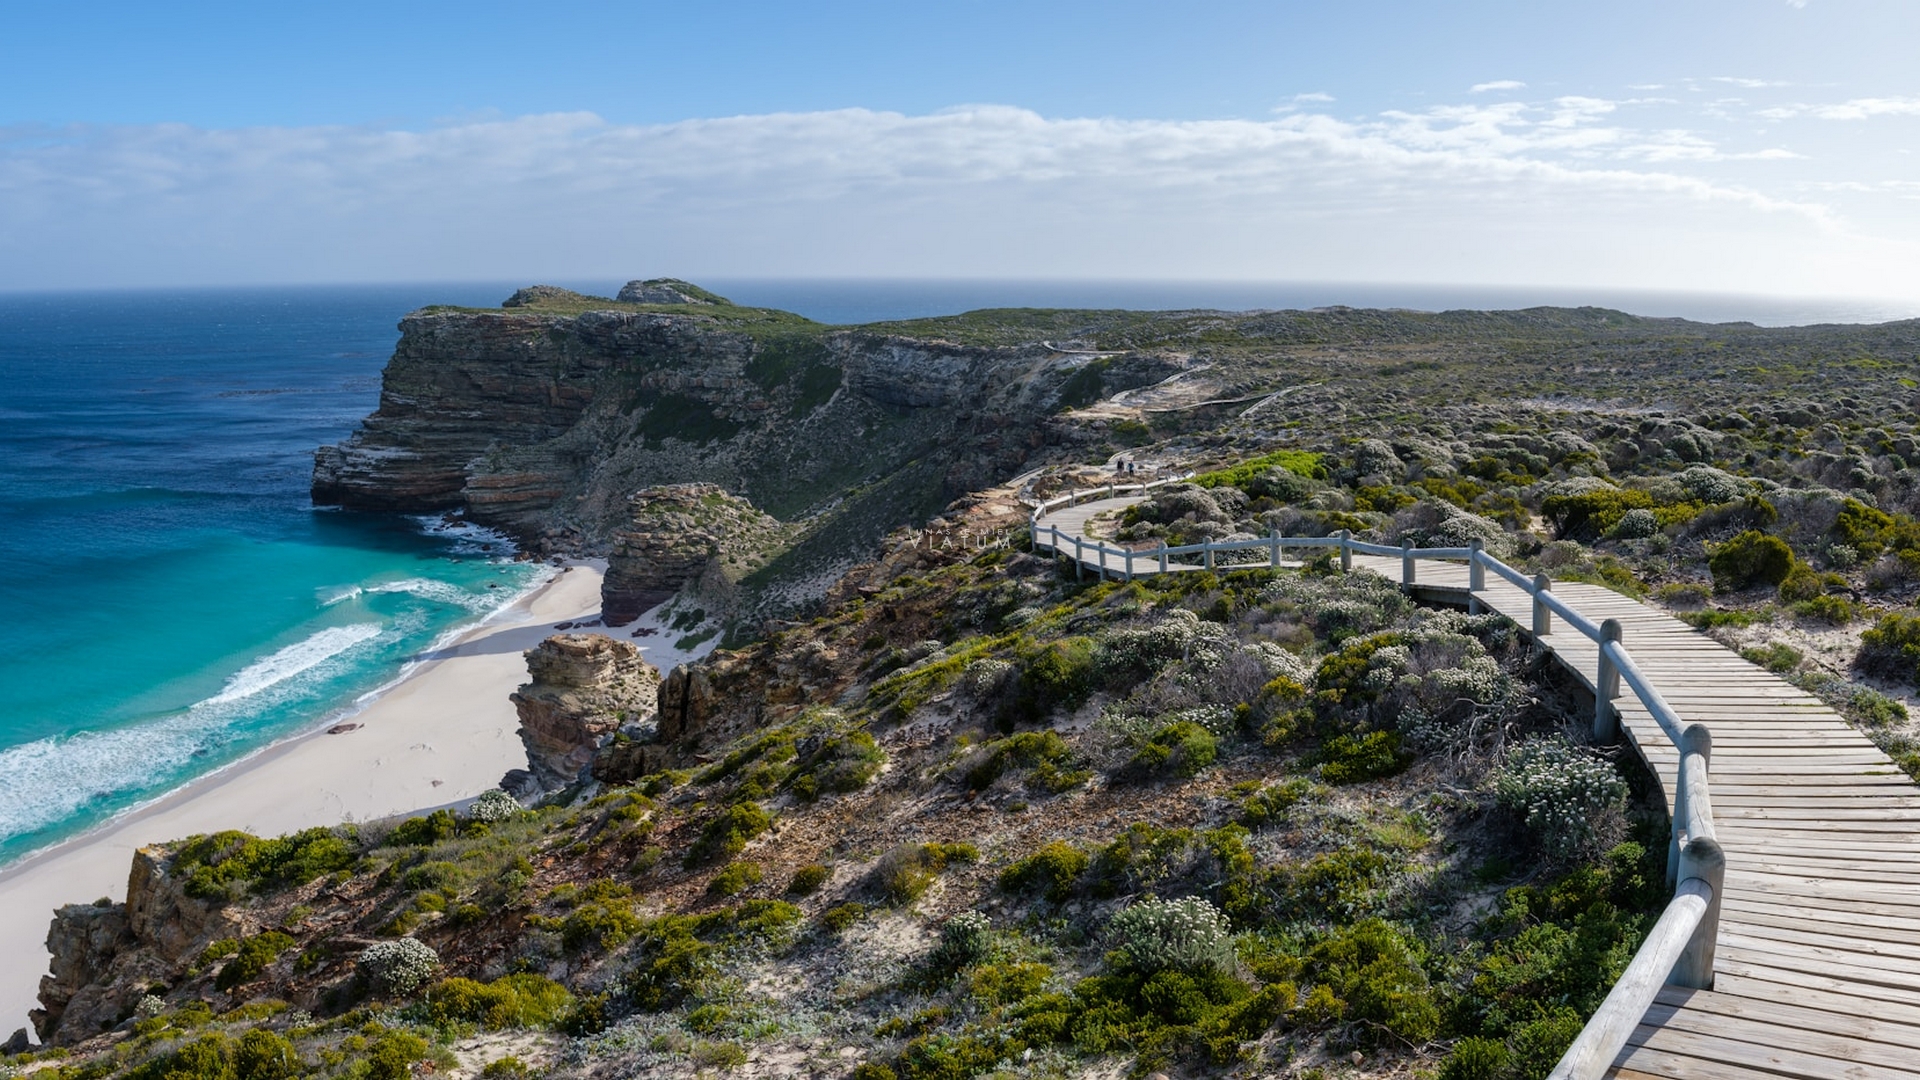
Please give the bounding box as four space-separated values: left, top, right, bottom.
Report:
1030 513 1724 1080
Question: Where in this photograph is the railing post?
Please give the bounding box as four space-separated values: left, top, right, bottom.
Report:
1469 538 1485 591
1105 484 1115 500
1205 541 1215 572
1532 574 1553 638
1671 724 1723 990
1030 514 1039 553
1401 538 1415 585
1269 526 1280 568
1158 541 1168 574
1124 549 1134 583
1072 533 1084 581
1338 529 1352 572
1595 620 1622 743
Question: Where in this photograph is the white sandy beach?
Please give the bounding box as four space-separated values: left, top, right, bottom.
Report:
0 561 608 1039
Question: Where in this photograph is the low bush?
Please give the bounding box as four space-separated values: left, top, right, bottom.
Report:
871 842 979 905
358 938 440 997
1123 720 1218 781
214 930 295 992
927 911 994 977
999 841 1088 903
1318 730 1409 784
708 861 763 897
1495 738 1628 860
685 803 774 867
1709 530 1796 592
1860 610 1920 683
786 863 830 896
424 973 573 1029
172 827 355 899
1106 897 1235 978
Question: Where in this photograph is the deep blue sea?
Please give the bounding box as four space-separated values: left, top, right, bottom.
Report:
0 279 1911 867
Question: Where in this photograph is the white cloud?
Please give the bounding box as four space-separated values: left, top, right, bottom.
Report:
0 104 1908 298
1293 92 1335 103
1470 80 1526 94
1713 77 1792 89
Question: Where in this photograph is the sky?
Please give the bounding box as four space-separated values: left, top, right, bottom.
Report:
3 0 1919 301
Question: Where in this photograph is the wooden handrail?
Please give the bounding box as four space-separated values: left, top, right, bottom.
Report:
1032 506 1725 1080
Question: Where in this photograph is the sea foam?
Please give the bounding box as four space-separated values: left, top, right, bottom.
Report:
0 623 383 841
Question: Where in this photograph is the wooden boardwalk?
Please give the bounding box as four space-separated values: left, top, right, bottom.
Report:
1033 494 1920 1078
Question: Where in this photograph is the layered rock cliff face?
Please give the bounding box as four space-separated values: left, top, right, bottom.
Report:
509 633 661 791
313 288 1184 622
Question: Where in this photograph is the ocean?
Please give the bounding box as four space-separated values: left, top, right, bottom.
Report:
0 279 1911 867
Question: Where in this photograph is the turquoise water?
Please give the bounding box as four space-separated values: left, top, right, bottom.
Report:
0 285 547 865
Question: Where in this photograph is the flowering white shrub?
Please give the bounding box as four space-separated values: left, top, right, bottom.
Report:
1097 609 1234 676
467 788 521 824
928 910 993 973
961 658 1014 698
1677 465 1749 505
1106 896 1235 977
358 938 440 996
134 994 167 1020
1242 641 1312 686
1496 737 1627 859
1610 507 1660 540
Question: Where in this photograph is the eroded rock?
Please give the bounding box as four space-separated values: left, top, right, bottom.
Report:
510 634 661 790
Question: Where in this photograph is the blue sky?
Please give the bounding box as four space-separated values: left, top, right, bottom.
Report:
4 1 1919 299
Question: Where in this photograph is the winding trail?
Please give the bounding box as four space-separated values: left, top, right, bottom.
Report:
1035 495 1920 1080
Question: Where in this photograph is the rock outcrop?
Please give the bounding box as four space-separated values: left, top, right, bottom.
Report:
34 848 243 1045
616 278 724 305
312 283 1187 622
510 634 660 790
603 483 788 625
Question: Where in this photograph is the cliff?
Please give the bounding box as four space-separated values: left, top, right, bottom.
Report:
312 286 1185 625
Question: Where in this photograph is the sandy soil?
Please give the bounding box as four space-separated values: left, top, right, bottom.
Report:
0 561 608 1038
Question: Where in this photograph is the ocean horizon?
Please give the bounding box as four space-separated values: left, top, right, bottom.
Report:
0 277 1913 869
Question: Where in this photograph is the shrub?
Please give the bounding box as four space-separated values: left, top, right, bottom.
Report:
1740 641 1803 674
388 809 458 847
786 864 830 896
927 911 994 976
365 1029 430 1080
1004 636 1099 722
1106 897 1235 977
214 931 295 992
1496 738 1627 859
872 842 978 905
424 974 573 1029
970 961 1051 1006
1306 918 1439 1043
708 861 763 897
480 1060 535 1079
1438 1035 1510 1080
172 827 355 899
1319 730 1409 784
1234 778 1320 828
685 803 774 867
1860 610 1920 683
1709 531 1796 592
1848 686 1908 728
1795 594 1858 624
822 903 868 932
1608 507 1660 540
1777 563 1825 603
999 841 1088 903
790 729 886 800
358 938 440 997
1542 486 1654 542
466 789 521 824
962 730 1088 793
1123 720 1218 780
233 1029 303 1080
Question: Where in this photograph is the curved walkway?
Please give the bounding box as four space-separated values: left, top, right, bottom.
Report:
1035 499 1920 1080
